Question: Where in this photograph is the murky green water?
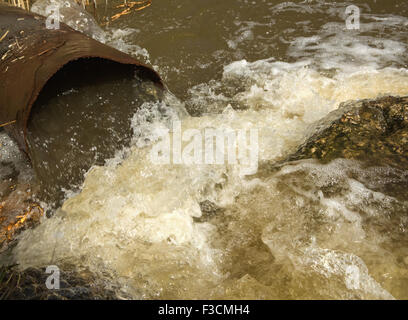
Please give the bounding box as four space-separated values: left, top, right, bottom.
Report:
5 0 408 299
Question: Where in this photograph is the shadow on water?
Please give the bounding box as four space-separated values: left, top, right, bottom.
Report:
27 58 163 206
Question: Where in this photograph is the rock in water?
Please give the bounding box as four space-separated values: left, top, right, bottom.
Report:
31 0 105 42
0 265 123 299
289 96 408 170
256 96 408 201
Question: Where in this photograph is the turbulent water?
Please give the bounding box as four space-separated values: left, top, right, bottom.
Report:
4 0 408 299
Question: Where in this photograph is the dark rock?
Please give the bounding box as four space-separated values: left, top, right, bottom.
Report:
194 200 222 223
254 96 408 201
288 96 408 169
0 265 119 300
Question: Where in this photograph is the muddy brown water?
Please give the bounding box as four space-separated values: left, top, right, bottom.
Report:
3 0 408 299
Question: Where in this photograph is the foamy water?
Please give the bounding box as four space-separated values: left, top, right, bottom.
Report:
6 0 408 299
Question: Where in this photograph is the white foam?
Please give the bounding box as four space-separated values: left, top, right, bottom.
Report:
288 14 408 73
31 0 106 42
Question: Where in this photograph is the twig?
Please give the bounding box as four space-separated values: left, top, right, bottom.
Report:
111 0 152 22
0 120 16 128
0 30 9 43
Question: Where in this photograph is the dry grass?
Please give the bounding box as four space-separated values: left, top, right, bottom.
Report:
3 0 31 10
2 0 97 10
3 0 151 21
111 0 150 21
0 120 16 128
0 203 44 246
3 0 152 25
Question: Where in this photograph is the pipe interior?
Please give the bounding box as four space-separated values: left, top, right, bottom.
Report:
27 57 162 205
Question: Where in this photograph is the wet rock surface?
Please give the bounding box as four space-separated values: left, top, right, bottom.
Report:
0 130 40 251
256 96 408 201
0 265 120 300
288 96 408 169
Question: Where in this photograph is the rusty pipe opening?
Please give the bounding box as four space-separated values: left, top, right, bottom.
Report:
0 3 166 204
0 3 164 155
